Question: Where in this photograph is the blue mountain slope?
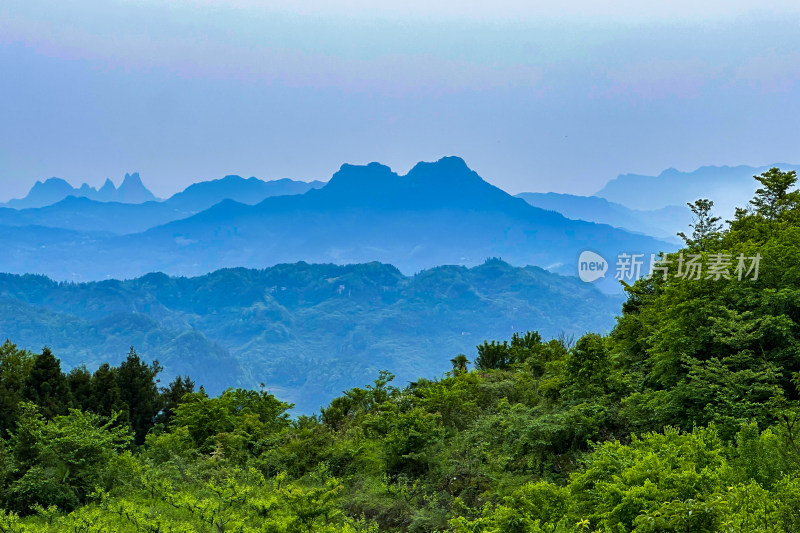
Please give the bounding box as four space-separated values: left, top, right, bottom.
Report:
165 175 325 211
0 157 675 292
0 176 325 234
3 173 157 208
516 192 688 241
126 157 674 289
0 197 188 235
595 164 800 214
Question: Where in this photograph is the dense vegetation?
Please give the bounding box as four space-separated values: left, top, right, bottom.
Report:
0 260 619 412
1 168 800 531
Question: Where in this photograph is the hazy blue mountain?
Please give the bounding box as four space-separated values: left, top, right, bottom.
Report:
0 157 674 293
3 172 157 208
516 192 688 241
0 197 188 235
0 176 326 235
165 175 325 212
112 172 158 203
6 177 77 208
0 260 622 413
595 164 800 215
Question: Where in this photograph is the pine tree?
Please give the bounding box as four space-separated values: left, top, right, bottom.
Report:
156 375 195 427
89 363 128 424
116 347 162 445
21 347 71 419
66 366 92 411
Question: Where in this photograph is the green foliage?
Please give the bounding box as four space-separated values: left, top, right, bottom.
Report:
450 355 470 375
5 403 131 513
65 366 92 412
0 341 34 438
677 198 722 251
156 375 195 428
3 168 800 531
88 363 128 425
173 388 291 455
563 334 613 401
750 167 800 220
475 341 511 371
0 260 621 413
116 347 163 445
21 348 70 420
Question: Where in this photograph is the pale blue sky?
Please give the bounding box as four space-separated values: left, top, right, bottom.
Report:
1 0 799 200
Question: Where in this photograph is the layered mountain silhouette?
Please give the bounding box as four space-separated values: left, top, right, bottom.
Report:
0 197 184 235
0 260 622 412
516 192 688 241
0 176 325 234
595 164 800 216
0 157 674 292
2 172 324 211
3 172 157 208
166 175 325 211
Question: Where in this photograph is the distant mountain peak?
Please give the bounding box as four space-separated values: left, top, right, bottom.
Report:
302 156 521 214
163 174 325 212
10 178 78 209
3 173 157 208
336 161 395 175
406 156 484 189
116 172 156 203
326 157 483 193
414 155 470 171
596 162 800 213
33 177 72 190
326 162 399 192
122 172 143 186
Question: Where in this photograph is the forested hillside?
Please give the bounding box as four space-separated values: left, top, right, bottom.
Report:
0 260 620 413
1 168 800 531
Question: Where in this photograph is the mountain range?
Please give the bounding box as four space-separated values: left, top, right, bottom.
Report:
0 260 622 413
0 157 674 292
595 163 800 216
0 175 326 235
3 172 157 208
3 157 794 411
516 192 688 241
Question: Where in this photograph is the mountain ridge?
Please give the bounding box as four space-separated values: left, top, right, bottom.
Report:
0 259 622 413
2 173 325 211
595 163 800 213
516 192 688 241
3 172 157 208
0 157 675 292
0 176 327 234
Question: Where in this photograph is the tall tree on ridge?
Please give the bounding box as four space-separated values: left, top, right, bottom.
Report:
116 347 162 445
22 347 71 420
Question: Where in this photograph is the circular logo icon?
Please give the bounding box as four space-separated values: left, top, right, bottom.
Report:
578 251 608 282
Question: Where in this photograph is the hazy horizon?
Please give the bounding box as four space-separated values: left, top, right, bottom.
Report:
2 1 800 201
4 158 798 205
